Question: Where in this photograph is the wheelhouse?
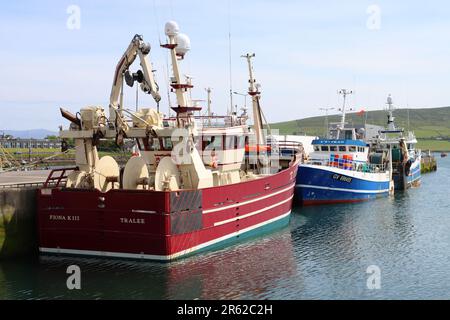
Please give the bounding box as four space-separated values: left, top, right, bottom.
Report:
309 139 370 169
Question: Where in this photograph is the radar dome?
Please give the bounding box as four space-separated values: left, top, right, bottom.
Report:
165 21 179 36
175 33 191 56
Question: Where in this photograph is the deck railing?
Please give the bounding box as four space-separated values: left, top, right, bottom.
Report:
305 158 386 174
0 181 46 189
43 167 78 188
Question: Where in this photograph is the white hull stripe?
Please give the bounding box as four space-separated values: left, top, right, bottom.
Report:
203 183 294 214
214 195 293 226
39 210 291 261
296 184 390 194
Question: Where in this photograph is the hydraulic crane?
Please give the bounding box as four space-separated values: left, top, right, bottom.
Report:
109 34 162 127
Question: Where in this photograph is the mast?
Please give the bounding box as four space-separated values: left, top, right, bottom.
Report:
338 89 353 131
205 87 212 126
161 21 199 127
242 53 265 146
386 94 396 131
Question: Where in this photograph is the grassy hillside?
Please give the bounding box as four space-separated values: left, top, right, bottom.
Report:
271 106 450 151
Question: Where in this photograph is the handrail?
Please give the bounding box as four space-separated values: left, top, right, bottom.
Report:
305 158 386 173
43 166 78 188
0 181 45 189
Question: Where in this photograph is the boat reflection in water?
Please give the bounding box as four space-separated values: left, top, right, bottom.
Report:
0 229 297 299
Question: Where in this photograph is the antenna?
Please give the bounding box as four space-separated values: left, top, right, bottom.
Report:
407 106 410 131
233 91 249 110
319 107 334 138
185 74 194 102
205 87 212 126
386 94 396 130
165 51 173 117
337 89 353 130
228 0 233 115
242 53 264 146
387 94 394 111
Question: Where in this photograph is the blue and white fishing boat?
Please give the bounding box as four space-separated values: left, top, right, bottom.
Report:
296 89 392 205
368 95 421 190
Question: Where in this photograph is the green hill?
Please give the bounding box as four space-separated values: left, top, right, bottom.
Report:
270 106 450 151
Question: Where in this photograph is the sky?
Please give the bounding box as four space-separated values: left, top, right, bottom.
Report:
1 0 450 130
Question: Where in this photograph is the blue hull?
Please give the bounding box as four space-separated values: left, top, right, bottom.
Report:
408 165 421 185
393 161 421 190
296 165 390 205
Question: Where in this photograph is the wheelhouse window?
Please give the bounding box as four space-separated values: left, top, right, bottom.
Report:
162 137 173 151
329 146 337 152
344 130 353 140
339 146 347 152
237 136 245 149
349 146 357 152
224 135 237 150
314 146 320 152
321 146 329 152
203 135 223 151
358 147 365 152
139 137 173 151
140 137 159 151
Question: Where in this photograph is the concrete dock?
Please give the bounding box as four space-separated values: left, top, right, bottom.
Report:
421 152 437 174
0 170 51 187
0 170 51 259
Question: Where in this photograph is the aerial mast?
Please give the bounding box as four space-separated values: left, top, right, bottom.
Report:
338 89 353 131
242 53 265 146
386 94 396 131
161 21 199 127
205 87 212 126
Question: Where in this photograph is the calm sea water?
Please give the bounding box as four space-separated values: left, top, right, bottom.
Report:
0 155 448 300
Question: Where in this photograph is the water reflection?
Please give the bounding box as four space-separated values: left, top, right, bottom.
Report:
0 229 297 300
288 188 419 298
1 155 450 299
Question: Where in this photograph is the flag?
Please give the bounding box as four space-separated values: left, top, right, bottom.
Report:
357 109 366 116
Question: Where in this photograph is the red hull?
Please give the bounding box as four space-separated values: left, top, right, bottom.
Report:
37 162 298 261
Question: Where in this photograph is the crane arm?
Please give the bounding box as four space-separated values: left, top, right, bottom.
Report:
109 34 161 123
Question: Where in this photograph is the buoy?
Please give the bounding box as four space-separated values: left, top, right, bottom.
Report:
245 145 272 153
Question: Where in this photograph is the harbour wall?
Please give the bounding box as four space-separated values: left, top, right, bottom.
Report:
421 154 437 174
0 188 38 259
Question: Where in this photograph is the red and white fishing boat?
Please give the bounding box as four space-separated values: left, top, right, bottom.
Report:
37 21 300 261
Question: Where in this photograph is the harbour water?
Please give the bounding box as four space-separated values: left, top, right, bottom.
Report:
0 155 448 300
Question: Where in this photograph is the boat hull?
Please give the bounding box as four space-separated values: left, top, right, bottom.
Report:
393 156 421 190
37 163 298 261
296 164 390 205
407 159 421 187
